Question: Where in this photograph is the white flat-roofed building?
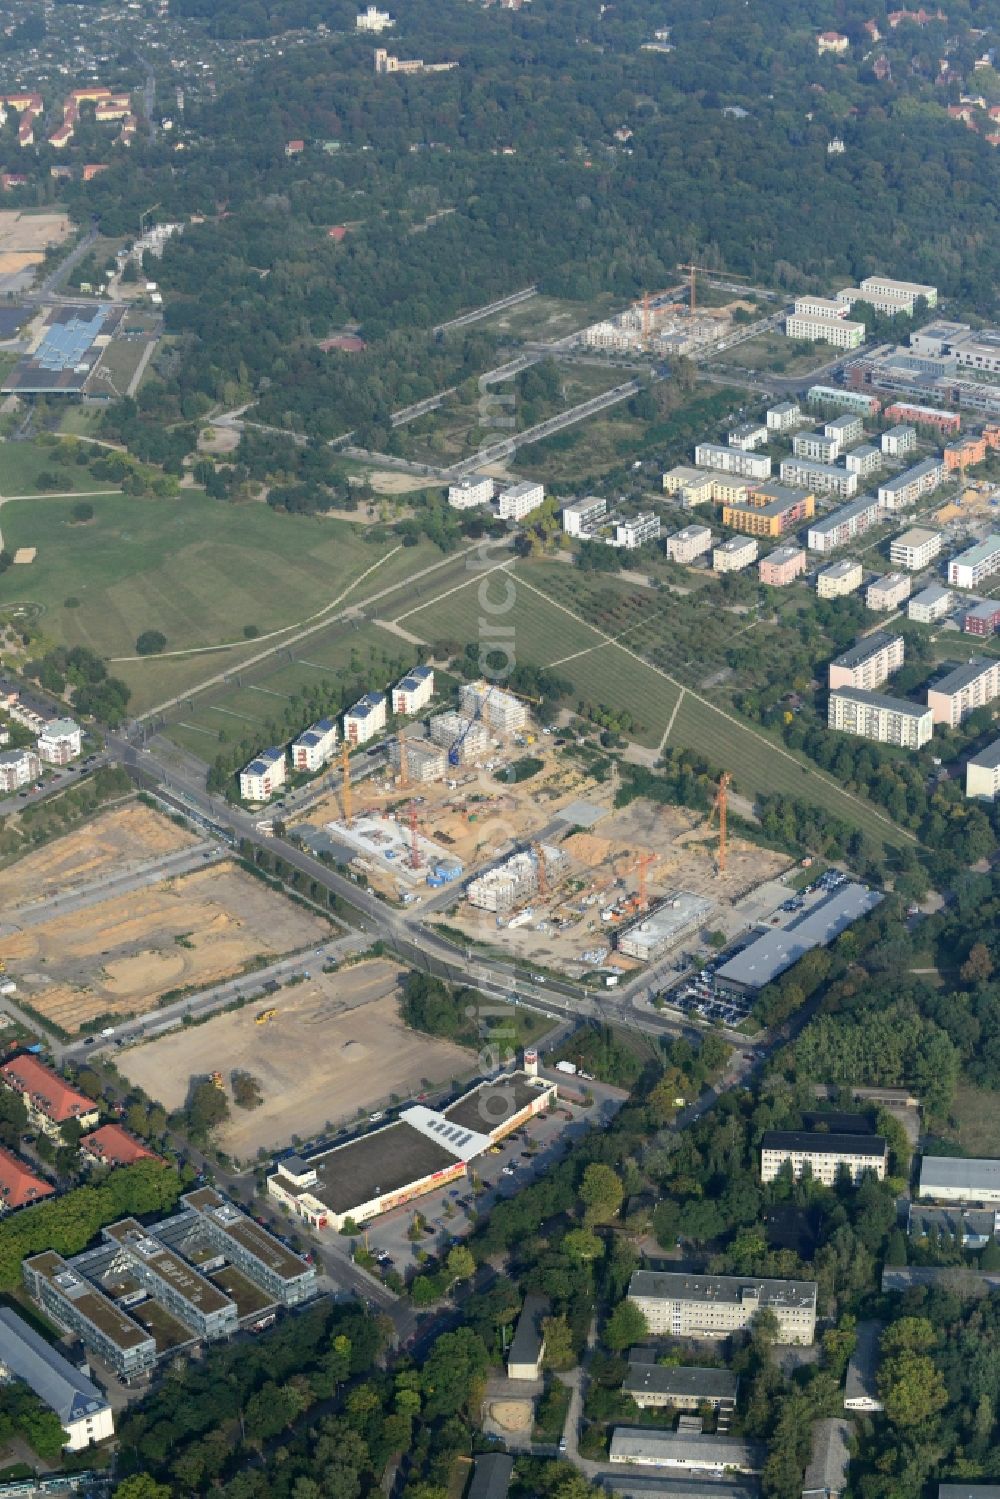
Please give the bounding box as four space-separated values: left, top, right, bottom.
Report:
344 691 387 745
781 458 858 498
448 474 494 510
966 739 1000 801
628 1269 817 1344
727 420 767 450
919 1155 1000 1205
786 313 865 349
716 882 882 994
949 535 1000 590
291 718 338 773
767 400 802 431
927 657 1000 726
794 295 849 321
562 494 607 535
37 717 81 764
608 1428 766 1475
356 4 394 28
0 1307 113 1450
391 664 434 715
667 525 713 564
825 412 864 445
866 572 911 610
807 496 880 551
890 527 942 570
694 443 771 480
662 465 714 506
0 747 39 792
615 513 661 549
908 583 953 623
878 458 946 512
760 1130 887 1185
829 687 932 748
713 535 758 573
845 444 882 478
828 632 904 691
817 559 864 598
858 274 938 311
239 747 286 802
882 425 917 456
794 430 841 463
497 479 544 521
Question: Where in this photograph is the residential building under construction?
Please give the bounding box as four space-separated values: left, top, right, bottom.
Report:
458 681 529 735
429 711 490 762
617 892 714 962
466 844 564 916
388 739 447 783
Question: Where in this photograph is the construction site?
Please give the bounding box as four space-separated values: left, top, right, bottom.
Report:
577 266 755 358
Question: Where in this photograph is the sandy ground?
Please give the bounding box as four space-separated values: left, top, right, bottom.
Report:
0 211 72 252
367 472 437 495
0 803 197 911
118 961 474 1159
2 862 327 1034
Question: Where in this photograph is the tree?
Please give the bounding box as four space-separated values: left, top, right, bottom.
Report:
113 1480 173 1499
579 1162 623 1224
604 1299 648 1352
878 1349 947 1427
446 1245 475 1283
136 630 167 655
961 942 993 985
562 1227 602 1262
541 1313 576 1371
232 1071 264 1110
71 501 94 522
420 1327 489 1419
184 1080 230 1138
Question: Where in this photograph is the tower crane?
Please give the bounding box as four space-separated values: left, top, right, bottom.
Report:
706 771 731 875
408 801 422 870
677 263 749 315
340 742 352 827
532 842 548 899
398 735 410 789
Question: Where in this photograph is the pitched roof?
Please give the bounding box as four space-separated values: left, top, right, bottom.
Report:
80 1124 158 1167
0 1145 53 1209
0 1055 96 1124
0 1307 109 1426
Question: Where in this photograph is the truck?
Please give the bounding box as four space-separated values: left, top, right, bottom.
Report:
101 1027 116 1038
555 1060 578 1076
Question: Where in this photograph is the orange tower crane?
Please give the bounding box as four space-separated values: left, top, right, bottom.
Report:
533 842 548 899
706 771 732 875
340 742 352 827
677 263 748 315
408 801 422 870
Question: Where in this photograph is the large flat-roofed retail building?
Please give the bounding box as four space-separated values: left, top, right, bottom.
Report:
918 1155 1000 1205
268 1072 557 1231
627 1269 817 1344
715 883 883 995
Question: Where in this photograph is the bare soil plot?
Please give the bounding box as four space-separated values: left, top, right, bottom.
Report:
0 802 197 911
119 962 474 1160
0 211 74 253
1 862 326 1034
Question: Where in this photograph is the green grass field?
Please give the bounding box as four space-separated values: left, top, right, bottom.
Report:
0 440 123 496
950 1082 1000 1156
467 292 624 342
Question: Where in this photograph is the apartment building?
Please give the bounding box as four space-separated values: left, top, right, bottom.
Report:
713 535 758 573
181 1187 317 1306
785 312 865 349
662 465 713 505
963 601 1000 637
102 1219 238 1342
866 573 911 611
666 525 713 564
793 430 842 463
828 687 933 748
877 457 946 511
722 485 814 538
693 443 771 480
908 583 953 623
760 1130 887 1185
448 474 494 510
890 527 942 570
497 479 544 521
0 1056 98 1138
344 691 387 745
949 535 1000 589
0 747 39 792
79 1124 157 1169
817 558 864 598
807 496 880 551
36 718 81 765
794 295 848 320
825 412 864 446
0 1146 53 1211
356 5 395 30
615 513 661 549
760 546 807 586
0 1307 113 1450
391 664 434 715
780 458 858 498
807 386 881 416
928 657 1000 726
844 275 938 313
459 680 528 734
429 711 489 762
944 435 988 470
623 1359 738 1412
845 443 882 478
561 494 607 535
239 746 287 802
766 400 802 431
881 424 917 456
966 739 1000 801
829 632 904 691
884 402 960 436
627 1269 818 1344
291 718 338 774
23 1251 157 1381
727 420 767 450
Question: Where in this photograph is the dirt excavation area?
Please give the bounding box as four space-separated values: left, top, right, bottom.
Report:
1 863 327 1035
0 803 197 911
119 960 474 1160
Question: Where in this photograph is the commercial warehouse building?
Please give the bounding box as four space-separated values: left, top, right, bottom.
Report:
828 632 904 691
715 883 883 994
807 496 879 551
918 1156 1000 1205
608 1429 767 1475
948 536 1000 590
628 1269 817 1344
828 688 932 748
760 1130 887 1185
623 1358 738 1412
927 658 1000 727
966 739 1000 801
0 1307 113 1451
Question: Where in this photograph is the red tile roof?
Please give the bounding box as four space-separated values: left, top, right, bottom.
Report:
80 1124 158 1167
0 1146 54 1210
0 1056 97 1125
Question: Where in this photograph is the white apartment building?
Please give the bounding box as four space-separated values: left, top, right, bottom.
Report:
828 632 904 691
877 458 946 512
817 559 864 598
356 5 395 29
561 495 607 536
693 443 771 480
615 513 660 549
966 739 1000 801
628 1270 818 1345
239 747 287 802
927 658 1000 727
713 535 758 573
0 747 39 792
780 458 858 498
37 718 81 764
727 420 767 451
459 680 528 734
829 687 933 748
857 275 938 312
392 665 434 715
291 718 338 773
666 525 713 564
908 583 953 623
949 535 1000 590
448 474 494 510
344 692 387 745
793 295 849 321
0 1307 113 1452
793 430 841 464
785 313 865 349
825 412 864 446
881 425 917 457
845 444 882 478
807 496 880 551
766 401 801 432
866 572 911 611
497 480 544 521
890 527 942 571
760 1130 887 1185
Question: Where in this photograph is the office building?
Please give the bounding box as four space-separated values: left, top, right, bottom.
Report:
448 474 493 510
344 691 387 745
615 513 661 549
890 527 942 570
918 1156 1000 1205
459 680 528 734
36 718 81 764
760 1130 887 1185
760 546 807 586
628 1269 817 1344
927 658 1000 726
562 494 607 536
609 1429 766 1475
102 1219 238 1341
780 458 858 498
0 747 39 792
23 1252 157 1380
694 443 771 480
844 1321 884 1413
845 444 881 478
239 746 286 802
964 601 1000 637
794 431 842 464
728 420 767 450
882 424 917 456
767 400 802 431
825 412 864 446
877 458 946 511
291 718 338 774
866 572 911 610
180 1187 317 1306
723 484 814 539
817 559 863 598
829 632 904 691
497 479 544 521
908 583 953 623
666 525 713 564
949 536 1000 590
966 739 1000 801
391 665 434 715
786 313 865 349
713 536 758 573
828 687 932 748
0 1307 113 1450
623 1359 738 1412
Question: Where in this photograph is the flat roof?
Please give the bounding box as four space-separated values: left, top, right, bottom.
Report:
952 536 1000 566
104 1219 234 1314
881 458 944 489
273 1120 459 1213
939 1487 1000 1498
597 1479 757 1499
820 558 862 576
893 527 939 547
911 583 952 604
623 1363 738 1401
609 1429 766 1469
831 686 927 718
908 1204 999 1238
629 1269 816 1309
763 545 805 563
0 1307 109 1425
809 496 879 530
761 1130 885 1157
182 1187 313 1281
672 525 712 540
444 1072 548 1134
930 658 997 695
717 536 756 553
26 1252 153 1351
832 631 900 668
919 1155 1000 1194
715 882 883 991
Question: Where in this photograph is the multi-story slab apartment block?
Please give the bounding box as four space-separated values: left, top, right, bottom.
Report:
785 312 865 349
291 719 338 774
866 572 911 611
497 479 544 521
927 657 1000 727
890 527 942 571
908 583 953 623
793 430 842 464
766 401 802 431
829 687 933 748
23 1252 157 1381
793 295 848 320
615 513 661 549
459 680 529 735
0 748 39 792
727 420 768 451
388 738 447 782
628 1269 818 1345
948 535 1000 590
623 1360 739 1412
101 1219 238 1341
966 739 1000 801
344 691 387 745
807 385 881 416
447 474 494 510
839 275 938 314
877 458 946 511
760 1130 887 1185
829 632 904 691
881 424 917 456
429 711 489 762
662 466 713 506
845 444 882 478
391 665 434 715
780 458 858 498
722 484 814 539
693 443 771 480
239 746 286 802
807 496 880 551
825 412 864 446
562 494 607 535
713 536 758 573
759 546 806 586
666 525 713 563
884 402 958 435
181 1187 317 1306
817 558 863 598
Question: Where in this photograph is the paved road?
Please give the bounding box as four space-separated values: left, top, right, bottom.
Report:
433 285 538 336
